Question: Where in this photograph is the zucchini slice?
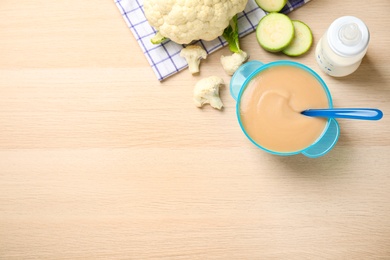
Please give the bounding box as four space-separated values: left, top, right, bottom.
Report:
255 0 287 12
282 20 313 56
256 13 294 52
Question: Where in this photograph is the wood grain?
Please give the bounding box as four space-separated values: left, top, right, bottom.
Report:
1 1 390 259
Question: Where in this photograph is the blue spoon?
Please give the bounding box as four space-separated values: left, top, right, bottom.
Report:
302 108 383 120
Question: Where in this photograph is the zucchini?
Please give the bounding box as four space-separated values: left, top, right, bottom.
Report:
255 0 287 12
256 13 294 52
282 20 313 56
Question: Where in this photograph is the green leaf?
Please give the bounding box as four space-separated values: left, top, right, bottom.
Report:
222 15 241 53
150 31 167 44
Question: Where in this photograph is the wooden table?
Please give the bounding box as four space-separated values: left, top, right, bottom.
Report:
1 1 390 259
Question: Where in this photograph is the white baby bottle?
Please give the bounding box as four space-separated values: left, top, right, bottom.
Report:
315 16 370 77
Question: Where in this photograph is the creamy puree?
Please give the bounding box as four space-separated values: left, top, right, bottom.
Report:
239 65 329 153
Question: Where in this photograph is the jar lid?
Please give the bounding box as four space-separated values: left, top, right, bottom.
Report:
327 16 370 56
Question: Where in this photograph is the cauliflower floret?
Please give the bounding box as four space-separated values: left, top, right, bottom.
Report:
180 45 207 74
144 0 248 44
220 51 249 75
193 76 224 110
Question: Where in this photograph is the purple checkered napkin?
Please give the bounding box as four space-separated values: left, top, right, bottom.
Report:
115 0 311 81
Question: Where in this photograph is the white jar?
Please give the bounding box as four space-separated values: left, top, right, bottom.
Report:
315 16 370 77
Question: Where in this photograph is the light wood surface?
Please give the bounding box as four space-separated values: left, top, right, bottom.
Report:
1 1 390 259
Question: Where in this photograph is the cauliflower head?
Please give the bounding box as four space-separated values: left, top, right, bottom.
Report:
144 0 248 44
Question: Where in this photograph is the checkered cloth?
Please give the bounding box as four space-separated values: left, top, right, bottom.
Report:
115 0 310 81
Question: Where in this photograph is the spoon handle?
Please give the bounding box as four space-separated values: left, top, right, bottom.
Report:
302 108 383 120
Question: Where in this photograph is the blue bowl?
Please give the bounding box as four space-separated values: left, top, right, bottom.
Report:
230 60 340 158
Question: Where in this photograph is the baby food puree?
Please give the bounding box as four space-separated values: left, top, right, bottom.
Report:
239 65 329 153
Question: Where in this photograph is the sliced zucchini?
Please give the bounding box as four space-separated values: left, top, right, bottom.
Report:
255 0 287 12
256 13 294 52
282 20 313 56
